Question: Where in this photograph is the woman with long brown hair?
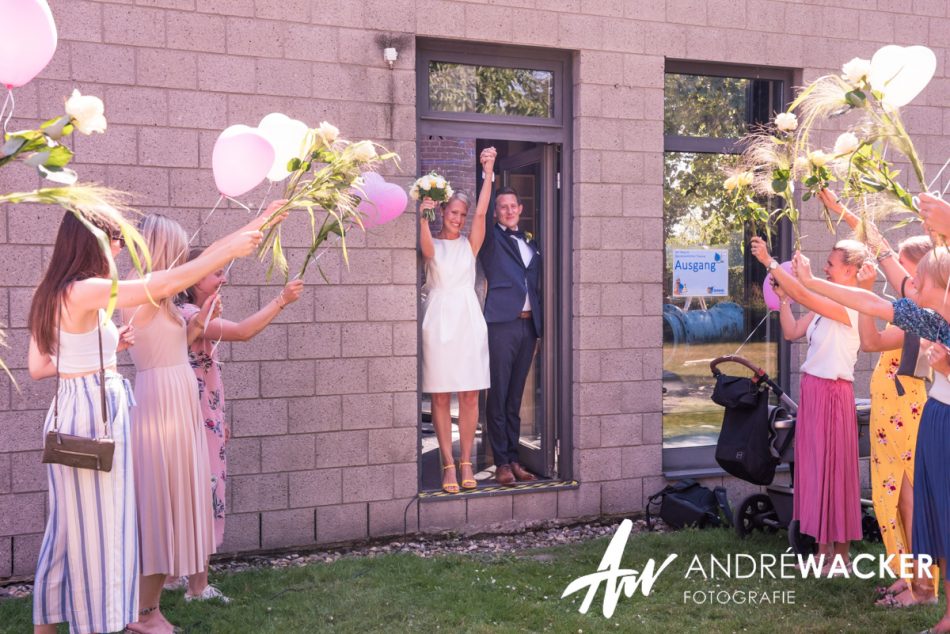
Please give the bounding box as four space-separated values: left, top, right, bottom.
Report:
28 208 265 634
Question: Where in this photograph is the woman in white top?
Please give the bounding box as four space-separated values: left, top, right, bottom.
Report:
419 147 495 493
750 236 869 574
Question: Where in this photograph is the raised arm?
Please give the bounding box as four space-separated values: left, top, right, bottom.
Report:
773 283 814 341
919 193 950 237
854 262 903 351
749 237 853 326
205 280 303 342
817 188 860 230
468 146 497 256
419 198 436 261
793 251 895 322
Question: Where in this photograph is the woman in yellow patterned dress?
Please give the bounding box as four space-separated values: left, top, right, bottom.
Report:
860 235 935 607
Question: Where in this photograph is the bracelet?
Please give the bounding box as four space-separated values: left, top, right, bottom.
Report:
275 297 286 310
876 248 895 262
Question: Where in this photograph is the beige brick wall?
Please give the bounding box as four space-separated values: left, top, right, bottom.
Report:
0 0 948 576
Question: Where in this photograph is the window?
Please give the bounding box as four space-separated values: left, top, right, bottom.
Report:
662 62 792 472
428 62 554 118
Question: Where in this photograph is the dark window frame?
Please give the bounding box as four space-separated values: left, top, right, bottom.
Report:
662 60 795 474
415 39 574 492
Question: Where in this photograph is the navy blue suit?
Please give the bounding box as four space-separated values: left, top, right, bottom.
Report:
479 211 542 467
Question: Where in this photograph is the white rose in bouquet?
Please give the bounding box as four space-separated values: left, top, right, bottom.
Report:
737 171 754 187
65 90 107 135
351 140 377 162
833 132 860 156
774 112 798 132
723 175 739 192
315 121 339 147
841 57 872 87
808 150 831 167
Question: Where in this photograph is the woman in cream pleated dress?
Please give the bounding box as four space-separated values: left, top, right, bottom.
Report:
123 207 281 633
419 147 496 493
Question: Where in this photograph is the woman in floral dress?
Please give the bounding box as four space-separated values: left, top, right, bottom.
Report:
177 255 303 602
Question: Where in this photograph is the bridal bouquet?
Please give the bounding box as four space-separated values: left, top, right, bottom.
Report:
409 172 453 221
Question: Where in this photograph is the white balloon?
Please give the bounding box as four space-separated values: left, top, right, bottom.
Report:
868 45 936 108
258 112 310 182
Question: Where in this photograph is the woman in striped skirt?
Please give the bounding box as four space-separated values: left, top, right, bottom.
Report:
28 209 264 634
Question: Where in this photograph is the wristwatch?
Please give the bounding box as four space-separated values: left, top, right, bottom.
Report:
767 259 779 271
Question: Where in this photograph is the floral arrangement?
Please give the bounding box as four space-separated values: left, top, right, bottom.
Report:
409 172 453 221
0 90 151 384
257 121 399 281
729 45 937 245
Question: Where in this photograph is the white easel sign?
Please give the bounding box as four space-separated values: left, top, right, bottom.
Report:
671 249 728 297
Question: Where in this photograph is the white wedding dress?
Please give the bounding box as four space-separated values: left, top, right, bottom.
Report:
421 237 490 393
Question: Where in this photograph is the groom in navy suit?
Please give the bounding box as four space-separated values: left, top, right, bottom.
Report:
479 184 542 485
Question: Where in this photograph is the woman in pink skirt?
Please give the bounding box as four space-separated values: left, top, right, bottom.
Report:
175 256 303 602
750 236 870 573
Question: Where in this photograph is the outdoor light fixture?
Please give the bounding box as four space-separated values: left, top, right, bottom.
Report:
383 47 398 68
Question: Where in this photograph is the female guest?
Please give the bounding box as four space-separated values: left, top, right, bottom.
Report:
28 209 264 634
817 189 937 603
419 146 496 493
176 259 303 601
857 237 935 606
794 246 950 633
123 207 280 634
750 236 868 572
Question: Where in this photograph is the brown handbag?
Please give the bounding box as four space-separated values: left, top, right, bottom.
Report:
41 311 115 472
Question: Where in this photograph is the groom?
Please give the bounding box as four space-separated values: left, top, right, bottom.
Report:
479 181 542 485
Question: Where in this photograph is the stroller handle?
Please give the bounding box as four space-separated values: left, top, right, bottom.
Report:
709 355 767 379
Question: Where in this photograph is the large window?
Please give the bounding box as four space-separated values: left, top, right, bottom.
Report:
662 62 792 471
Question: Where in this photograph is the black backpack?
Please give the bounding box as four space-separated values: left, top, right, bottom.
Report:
712 373 787 485
646 479 732 530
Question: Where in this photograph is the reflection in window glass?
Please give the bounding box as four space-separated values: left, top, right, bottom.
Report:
662 152 778 448
428 62 554 118
664 74 778 138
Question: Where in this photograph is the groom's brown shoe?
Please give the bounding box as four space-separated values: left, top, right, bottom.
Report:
495 464 515 486
510 462 537 482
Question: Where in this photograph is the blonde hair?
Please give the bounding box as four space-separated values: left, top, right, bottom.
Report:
440 191 471 211
832 239 870 268
898 235 933 265
138 214 189 322
916 248 950 293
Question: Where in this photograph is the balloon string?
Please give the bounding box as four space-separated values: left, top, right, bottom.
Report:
732 311 771 357
1 88 14 134
126 194 225 327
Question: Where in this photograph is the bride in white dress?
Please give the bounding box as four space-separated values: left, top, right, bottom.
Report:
420 146 496 493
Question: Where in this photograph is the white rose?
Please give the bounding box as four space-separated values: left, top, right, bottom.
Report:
841 57 872 87
833 132 860 156
315 121 339 147
418 175 433 190
444 184 453 198
794 156 810 172
723 175 739 192
808 150 831 167
351 140 377 162
433 176 446 189
64 89 107 135
409 185 420 201
737 171 754 187
774 112 797 132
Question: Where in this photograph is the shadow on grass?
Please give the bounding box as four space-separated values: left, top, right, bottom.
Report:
1 525 941 633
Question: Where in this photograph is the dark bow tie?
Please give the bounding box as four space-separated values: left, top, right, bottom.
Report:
504 227 526 241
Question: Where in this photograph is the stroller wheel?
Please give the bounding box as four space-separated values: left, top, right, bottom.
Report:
735 494 777 538
788 519 816 555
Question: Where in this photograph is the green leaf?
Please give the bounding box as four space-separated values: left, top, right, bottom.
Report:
37 165 78 185
44 145 73 168
771 179 787 194
287 157 302 172
844 90 866 108
803 192 812 201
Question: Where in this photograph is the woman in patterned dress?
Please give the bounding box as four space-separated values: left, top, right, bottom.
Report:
796 245 950 634
176 256 303 602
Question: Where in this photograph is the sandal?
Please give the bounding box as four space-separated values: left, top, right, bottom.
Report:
441 463 459 494
876 588 938 609
459 462 477 490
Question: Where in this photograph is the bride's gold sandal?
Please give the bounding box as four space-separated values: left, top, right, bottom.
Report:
441 463 459 494
459 462 477 490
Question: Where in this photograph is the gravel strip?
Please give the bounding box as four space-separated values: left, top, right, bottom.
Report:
0 516 665 600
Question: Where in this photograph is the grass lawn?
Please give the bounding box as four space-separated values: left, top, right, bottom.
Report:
1 525 942 633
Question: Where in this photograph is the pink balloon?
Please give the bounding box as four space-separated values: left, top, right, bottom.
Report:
358 175 407 228
0 0 58 88
212 124 275 197
762 261 794 311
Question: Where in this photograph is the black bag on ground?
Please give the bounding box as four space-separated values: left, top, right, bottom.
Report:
712 373 779 485
645 479 732 530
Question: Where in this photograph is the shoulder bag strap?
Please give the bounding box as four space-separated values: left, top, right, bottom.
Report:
53 308 61 432
97 312 111 438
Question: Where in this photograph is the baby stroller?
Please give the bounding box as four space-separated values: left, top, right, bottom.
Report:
709 355 815 554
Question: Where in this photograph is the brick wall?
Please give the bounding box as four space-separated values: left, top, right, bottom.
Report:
0 0 948 578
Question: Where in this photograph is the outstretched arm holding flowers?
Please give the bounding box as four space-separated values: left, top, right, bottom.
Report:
468 146 497 256
749 236 853 326
792 251 895 322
